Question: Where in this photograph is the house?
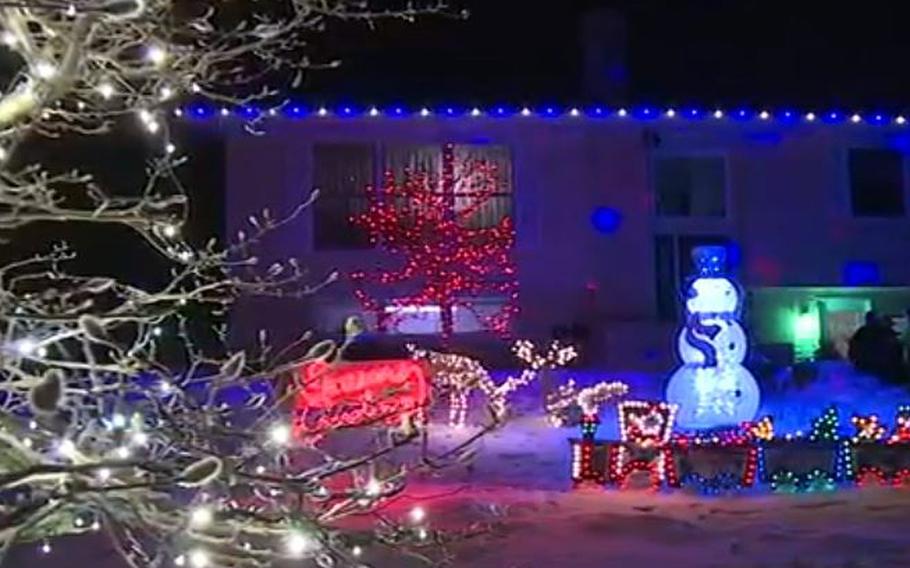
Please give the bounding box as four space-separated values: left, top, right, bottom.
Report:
208 104 910 370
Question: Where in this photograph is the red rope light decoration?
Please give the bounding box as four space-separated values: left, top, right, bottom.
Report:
661 447 680 488
891 468 910 488
855 466 890 488
888 406 910 444
350 143 519 341
742 446 759 487
293 359 430 443
670 425 759 489
606 401 679 491
571 440 606 485
616 457 663 491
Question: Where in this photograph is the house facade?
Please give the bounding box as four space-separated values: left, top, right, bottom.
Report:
220 106 910 370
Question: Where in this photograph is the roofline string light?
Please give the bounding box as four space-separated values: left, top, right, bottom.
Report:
177 103 910 127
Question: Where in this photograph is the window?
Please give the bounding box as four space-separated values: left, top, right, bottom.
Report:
655 234 733 321
381 301 505 334
384 144 513 228
379 144 514 335
312 144 373 249
312 143 512 250
848 149 905 217
654 156 726 217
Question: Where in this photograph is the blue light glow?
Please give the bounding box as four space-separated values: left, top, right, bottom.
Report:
733 109 751 121
590 207 623 234
285 105 305 118
843 261 881 286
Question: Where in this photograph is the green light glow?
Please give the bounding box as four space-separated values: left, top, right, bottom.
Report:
794 312 820 341
792 305 821 360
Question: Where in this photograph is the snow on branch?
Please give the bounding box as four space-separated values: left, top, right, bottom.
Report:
0 2 496 568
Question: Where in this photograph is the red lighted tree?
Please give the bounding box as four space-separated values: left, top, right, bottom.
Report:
350 143 518 341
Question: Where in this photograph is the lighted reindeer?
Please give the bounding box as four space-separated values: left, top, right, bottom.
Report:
407 345 535 428
409 339 579 428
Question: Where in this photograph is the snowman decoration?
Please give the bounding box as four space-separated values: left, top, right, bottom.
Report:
665 246 760 429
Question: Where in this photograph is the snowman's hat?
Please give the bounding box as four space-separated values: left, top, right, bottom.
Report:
692 245 727 277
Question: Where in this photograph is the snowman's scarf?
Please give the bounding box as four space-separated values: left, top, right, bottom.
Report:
685 314 722 368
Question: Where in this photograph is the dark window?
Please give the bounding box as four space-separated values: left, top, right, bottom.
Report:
655 234 733 321
654 156 726 217
312 144 373 250
849 149 905 217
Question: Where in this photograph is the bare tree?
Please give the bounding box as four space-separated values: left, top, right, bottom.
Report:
0 2 509 568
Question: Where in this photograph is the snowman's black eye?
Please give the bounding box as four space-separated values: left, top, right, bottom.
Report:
728 343 735 350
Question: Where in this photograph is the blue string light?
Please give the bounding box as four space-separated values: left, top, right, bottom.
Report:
637 107 656 119
180 103 910 127
285 104 306 118
680 472 743 496
189 104 211 118
238 106 260 119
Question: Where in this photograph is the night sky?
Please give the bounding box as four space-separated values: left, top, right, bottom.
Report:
305 0 910 110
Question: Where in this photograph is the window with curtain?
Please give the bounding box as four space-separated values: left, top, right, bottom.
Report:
379 144 515 334
311 143 513 250
384 144 513 229
312 144 374 250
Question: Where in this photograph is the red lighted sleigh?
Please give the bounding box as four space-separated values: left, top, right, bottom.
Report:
292 359 430 442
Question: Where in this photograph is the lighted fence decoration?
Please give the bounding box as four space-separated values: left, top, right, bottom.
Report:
569 402 910 494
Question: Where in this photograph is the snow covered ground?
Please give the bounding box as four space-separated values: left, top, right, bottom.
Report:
15 362 910 567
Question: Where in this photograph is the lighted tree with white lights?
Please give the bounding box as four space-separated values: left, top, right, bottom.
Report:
0 2 504 568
